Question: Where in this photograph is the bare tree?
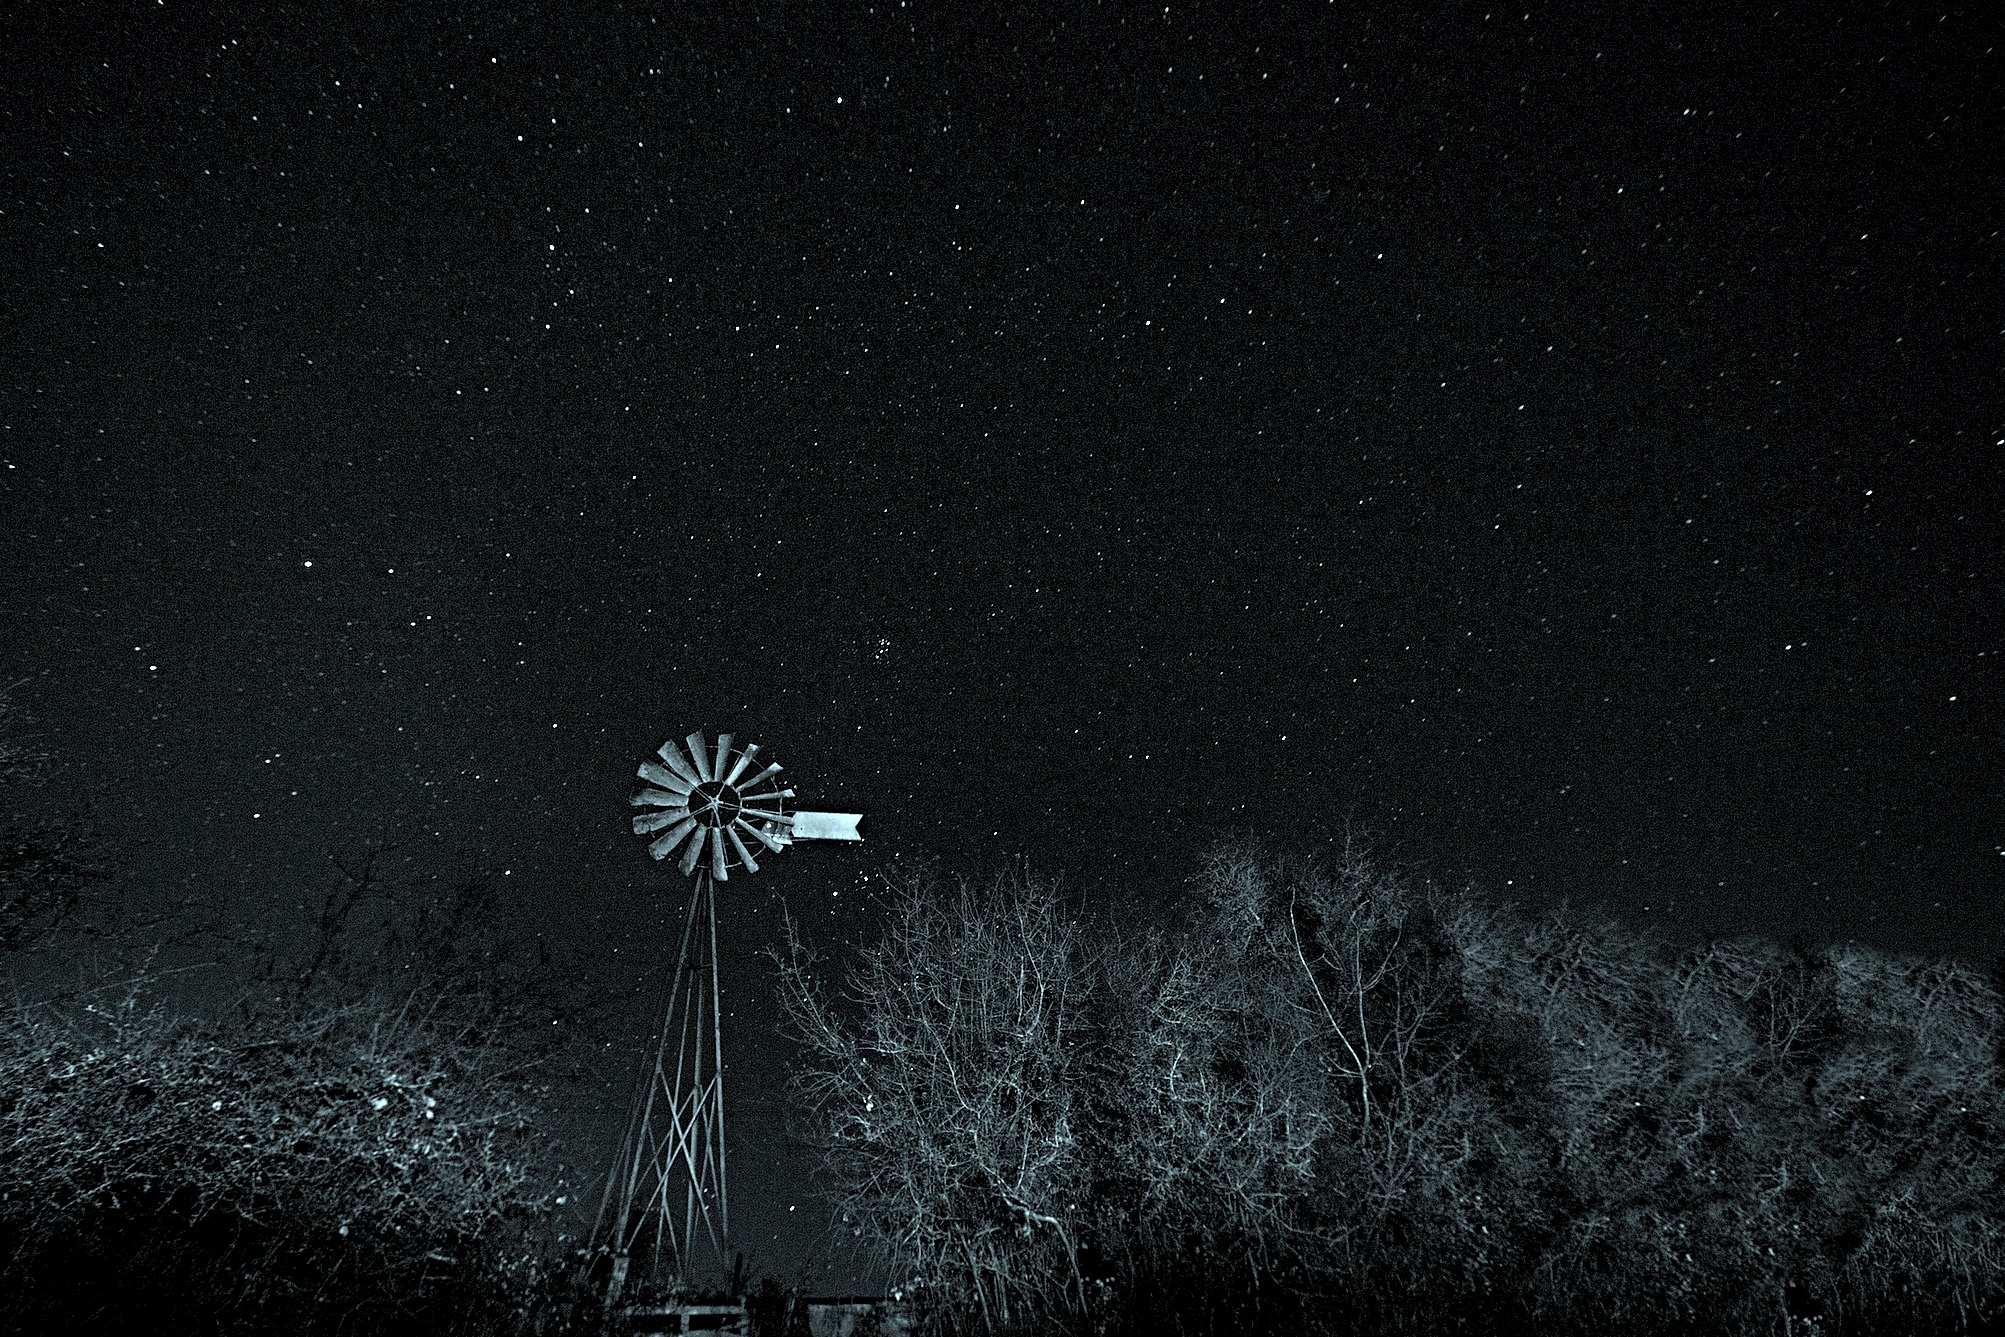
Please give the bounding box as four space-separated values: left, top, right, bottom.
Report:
0 951 575 1333
1194 840 1478 1205
1166 839 1527 1324
1817 945 2004 1332
1455 903 2005 1336
776 838 2005 1337
1088 906 1329 1278
773 860 1097 1331
1 831 598 1331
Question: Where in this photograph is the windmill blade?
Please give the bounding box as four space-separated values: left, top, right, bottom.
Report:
733 761 777 793
725 825 761 873
723 742 761 785
737 817 785 853
630 787 686 808
685 732 713 782
711 831 729 881
713 733 734 783
678 827 708 875
737 784 794 804
633 807 692 835
655 739 702 786
647 817 699 861
636 762 694 795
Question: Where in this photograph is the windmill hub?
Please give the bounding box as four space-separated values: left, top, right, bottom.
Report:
689 779 742 828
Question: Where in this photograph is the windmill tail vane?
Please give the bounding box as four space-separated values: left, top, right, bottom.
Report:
594 729 862 1303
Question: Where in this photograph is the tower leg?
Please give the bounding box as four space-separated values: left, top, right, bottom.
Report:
589 868 731 1295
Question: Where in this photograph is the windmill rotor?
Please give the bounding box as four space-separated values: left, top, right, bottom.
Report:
629 731 860 879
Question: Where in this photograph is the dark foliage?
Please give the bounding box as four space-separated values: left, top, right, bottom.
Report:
777 839 2005 1337
0 684 616 1334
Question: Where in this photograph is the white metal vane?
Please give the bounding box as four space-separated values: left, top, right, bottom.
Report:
595 730 862 1303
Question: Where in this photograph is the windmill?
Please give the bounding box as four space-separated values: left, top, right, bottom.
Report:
592 730 862 1304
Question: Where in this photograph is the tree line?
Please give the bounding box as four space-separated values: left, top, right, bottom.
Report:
9 672 2000 1335
774 842 2005 1336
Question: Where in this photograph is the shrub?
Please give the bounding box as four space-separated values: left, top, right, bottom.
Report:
0 967 574 1334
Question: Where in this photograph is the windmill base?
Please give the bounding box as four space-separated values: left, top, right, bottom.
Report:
621 1300 749 1334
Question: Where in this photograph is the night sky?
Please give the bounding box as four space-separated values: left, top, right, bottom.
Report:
3 0 2000 1286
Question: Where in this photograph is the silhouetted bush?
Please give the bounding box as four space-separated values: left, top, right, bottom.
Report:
0 685 614 1333
0 974 568 1333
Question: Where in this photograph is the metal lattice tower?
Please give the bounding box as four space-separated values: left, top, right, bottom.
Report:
592 730 862 1303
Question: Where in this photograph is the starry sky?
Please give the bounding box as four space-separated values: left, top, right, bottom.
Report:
3 0 2000 1286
